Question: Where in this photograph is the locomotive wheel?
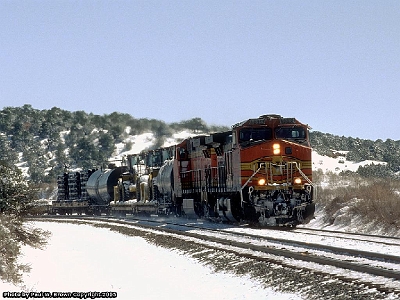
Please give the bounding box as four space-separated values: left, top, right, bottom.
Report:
302 202 316 223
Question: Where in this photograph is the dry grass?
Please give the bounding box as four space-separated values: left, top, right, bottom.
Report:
314 172 400 233
350 181 400 228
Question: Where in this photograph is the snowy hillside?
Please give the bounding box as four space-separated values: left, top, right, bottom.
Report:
312 151 387 174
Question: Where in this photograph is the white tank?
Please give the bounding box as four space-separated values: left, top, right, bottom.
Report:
154 159 174 195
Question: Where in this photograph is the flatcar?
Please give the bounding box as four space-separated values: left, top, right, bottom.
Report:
53 114 315 226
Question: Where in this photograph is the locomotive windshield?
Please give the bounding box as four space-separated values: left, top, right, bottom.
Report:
239 128 272 145
275 126 307 143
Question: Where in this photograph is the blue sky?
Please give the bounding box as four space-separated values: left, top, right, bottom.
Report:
1 1 399 141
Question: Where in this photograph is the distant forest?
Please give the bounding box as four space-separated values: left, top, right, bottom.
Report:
0 105 229 183
0 105 399 184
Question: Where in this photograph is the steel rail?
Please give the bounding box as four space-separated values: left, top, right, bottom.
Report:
103 215 400 264
294 227 400 244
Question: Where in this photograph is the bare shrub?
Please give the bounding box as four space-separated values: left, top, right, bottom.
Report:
350 180 400 229
315 171 400 232
316 186 358 225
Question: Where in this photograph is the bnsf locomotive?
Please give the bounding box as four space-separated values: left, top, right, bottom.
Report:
53 114 315 226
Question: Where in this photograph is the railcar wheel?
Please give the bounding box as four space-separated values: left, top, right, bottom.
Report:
202 202 210 218
231 193 244 222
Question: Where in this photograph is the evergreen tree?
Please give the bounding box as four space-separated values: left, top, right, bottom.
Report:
0 161 49 284
0 134 18 164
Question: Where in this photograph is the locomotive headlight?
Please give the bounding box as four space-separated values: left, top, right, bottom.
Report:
294 178 302 184
273 143 280 155
258 178 266 185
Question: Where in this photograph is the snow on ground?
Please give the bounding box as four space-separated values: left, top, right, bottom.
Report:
310 150 400 237
0 222 301 300
312 151 387 174
304 204 400 237
15 152 29 178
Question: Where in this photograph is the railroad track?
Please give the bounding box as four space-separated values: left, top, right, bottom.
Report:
31 215 400 296
294 226 400 246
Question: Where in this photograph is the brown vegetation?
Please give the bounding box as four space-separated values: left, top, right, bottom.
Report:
314 170 400 234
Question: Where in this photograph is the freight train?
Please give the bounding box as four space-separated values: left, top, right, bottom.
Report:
53 114 315 226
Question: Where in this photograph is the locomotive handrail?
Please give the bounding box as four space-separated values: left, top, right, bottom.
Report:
241 163 265 191
239 163 265 206
268 161 314 187
293 162 314 187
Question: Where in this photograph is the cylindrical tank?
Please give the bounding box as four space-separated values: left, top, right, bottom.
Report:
154 160 174 195
86 170 103 205
86 167 128 205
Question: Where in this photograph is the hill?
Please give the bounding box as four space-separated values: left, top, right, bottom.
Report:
1 105 400 235
0 105 229 183
309 131 400 177
1 105 399 184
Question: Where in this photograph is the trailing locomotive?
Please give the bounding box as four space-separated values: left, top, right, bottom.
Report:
54 114 315 226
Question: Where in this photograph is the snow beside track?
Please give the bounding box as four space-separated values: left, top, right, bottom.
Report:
0 221 301 300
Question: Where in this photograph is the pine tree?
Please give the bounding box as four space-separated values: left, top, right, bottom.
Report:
0 161 49 285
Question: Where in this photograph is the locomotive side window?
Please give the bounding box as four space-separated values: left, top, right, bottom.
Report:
275 126 307 142
239 128 272 145
179 148 188 160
